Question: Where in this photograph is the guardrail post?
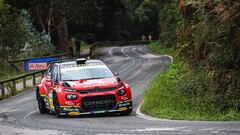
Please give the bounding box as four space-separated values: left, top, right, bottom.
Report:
33 74 36 85
0 83 4 98
12 80 16 95
23 76 26 89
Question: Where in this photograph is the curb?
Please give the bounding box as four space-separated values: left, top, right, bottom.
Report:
136 101 189 122
136 54 174 121
162 54 173 64
136 101 163 121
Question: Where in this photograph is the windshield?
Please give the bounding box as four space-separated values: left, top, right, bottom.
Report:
60 65 114 81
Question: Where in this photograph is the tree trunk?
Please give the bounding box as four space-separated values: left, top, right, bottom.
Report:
48 0 54 33
57 17 70 52
34 7 46 32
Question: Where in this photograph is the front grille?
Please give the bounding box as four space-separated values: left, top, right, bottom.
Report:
82 95 116 112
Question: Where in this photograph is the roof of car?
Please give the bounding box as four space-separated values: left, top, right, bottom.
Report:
54 59 104 66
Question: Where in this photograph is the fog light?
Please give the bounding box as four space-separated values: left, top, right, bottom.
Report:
117 89 126 96
66 94 78 100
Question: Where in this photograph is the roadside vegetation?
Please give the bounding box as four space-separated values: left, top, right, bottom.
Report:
142 42 240 120
141 0 240 121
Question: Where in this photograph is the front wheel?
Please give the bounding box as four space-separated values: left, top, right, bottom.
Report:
37 91 48 114
120 109 132 116
53 93 62 118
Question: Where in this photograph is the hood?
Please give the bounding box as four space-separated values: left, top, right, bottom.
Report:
63 77 120 90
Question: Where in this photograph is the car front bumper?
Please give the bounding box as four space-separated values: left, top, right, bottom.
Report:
59 100 132 116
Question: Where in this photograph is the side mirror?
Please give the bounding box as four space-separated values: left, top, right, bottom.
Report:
45 79 52 86
114 72 119 76
46 79 52 83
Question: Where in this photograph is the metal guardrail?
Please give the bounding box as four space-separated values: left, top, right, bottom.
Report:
1 53 70 99
0 40 150 99
0 70 45 98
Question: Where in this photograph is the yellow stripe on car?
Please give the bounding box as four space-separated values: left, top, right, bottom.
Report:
119 107 128 111
68 112 80 115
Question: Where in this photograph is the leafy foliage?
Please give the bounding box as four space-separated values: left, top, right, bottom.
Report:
0 1 55 77
145 0 240 116
0 0 26 74
176 0 240 111
142 42 240 120
20 10 55 58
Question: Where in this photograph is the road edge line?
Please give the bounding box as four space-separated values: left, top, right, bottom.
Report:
136 54 175 121
162 54 173 64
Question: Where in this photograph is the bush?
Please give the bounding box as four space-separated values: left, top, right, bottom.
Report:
141 42 240 120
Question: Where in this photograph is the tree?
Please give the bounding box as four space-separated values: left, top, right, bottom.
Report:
134 0 159 39
0 0 26 73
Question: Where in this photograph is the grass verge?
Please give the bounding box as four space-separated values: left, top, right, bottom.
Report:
141 42 240 121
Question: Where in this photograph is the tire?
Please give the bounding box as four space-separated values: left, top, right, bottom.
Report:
120 109 132 116
53 93 62 118
37 91 48 114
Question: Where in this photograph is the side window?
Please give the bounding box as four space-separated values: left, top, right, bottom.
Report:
51 66 58 83
47 65 53 76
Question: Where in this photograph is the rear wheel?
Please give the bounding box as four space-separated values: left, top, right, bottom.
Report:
37 91 48 114
53 93 62 118
120 109 132 116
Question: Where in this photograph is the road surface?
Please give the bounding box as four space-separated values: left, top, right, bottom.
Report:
0 45 239 135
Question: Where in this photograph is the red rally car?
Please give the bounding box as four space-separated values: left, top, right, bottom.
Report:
36 59 132 117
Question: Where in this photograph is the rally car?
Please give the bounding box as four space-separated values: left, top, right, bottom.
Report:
36 58 132 117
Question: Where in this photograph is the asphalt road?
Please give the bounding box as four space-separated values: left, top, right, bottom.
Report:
0 45 240 135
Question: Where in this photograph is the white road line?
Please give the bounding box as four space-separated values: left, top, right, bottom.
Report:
97 134 131 135
136 101 164 121
121 47 129 57
21 109 38 120
108 47 114 56
130 127 191 132
119 47 136 74
162 54 173 64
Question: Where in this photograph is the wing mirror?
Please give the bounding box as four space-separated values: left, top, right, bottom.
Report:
46 79 52 83
45 79 52 86
114 72 119 76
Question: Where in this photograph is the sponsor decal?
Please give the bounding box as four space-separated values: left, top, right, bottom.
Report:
68 112 80 115
83 99 114 106
93 110 106 114
119 107 128 111
63 107 80 112
82 78 118 88
119 102 131 107
29 63 47 70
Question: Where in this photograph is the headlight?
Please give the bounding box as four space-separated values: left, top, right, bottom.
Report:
64 88 77 92
66 94 78 100
117 89 126 96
